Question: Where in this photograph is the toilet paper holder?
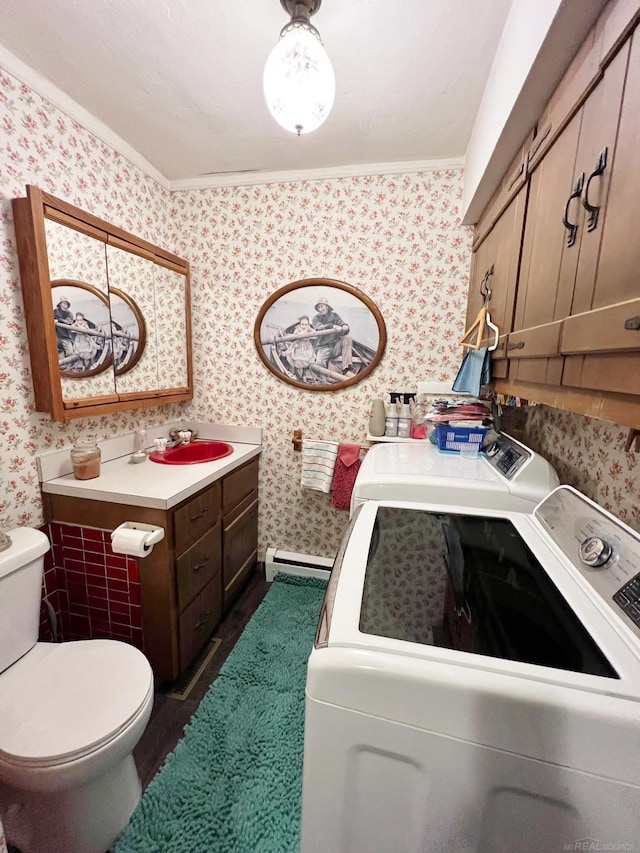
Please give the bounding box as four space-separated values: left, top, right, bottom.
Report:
110 522 165 556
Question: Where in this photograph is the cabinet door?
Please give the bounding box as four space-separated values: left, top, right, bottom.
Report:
561 31 640 395
509 110 583 384
223 493 258 611
467 187 527 378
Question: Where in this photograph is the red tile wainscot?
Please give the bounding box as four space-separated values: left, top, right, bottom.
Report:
44 522 144 650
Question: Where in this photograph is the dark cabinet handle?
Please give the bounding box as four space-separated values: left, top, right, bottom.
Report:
625 316 640 331
582 148 608 232
562 174 584 247
194 609 211 629
480 264 494 302
190 507 208 522
507 341 525 351
193 557 210 572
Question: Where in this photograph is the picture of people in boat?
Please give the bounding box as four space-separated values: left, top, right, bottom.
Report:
255 280 386 390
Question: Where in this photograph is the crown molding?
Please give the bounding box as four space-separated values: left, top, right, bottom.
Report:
170 157 465 191
0 44 169 190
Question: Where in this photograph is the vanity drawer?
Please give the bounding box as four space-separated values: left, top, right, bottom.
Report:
222 458 258 516
175 524 221 612
178 575 222 671
173 482 221 555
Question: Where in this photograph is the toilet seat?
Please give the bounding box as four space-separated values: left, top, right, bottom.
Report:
0 640 153 767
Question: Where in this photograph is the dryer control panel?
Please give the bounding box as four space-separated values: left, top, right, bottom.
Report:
483 434 530 480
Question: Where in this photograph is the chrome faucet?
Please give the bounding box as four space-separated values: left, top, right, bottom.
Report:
168 427 199 446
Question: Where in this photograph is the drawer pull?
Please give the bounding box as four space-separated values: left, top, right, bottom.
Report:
194 609 211 629
562 173 584 248
193 557 210 572
190 507 208 522
507 341 525 351
624 316 640 331
582 148 607 232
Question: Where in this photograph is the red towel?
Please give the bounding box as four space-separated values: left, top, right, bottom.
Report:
331 443 362 510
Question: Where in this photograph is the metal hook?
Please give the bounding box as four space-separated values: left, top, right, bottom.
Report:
479 265 494 306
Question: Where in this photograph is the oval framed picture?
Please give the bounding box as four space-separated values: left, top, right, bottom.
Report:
254 278 386 390
51 280 113 378
109 287 147 375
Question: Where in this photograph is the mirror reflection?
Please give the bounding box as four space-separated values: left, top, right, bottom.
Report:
51 281 113 376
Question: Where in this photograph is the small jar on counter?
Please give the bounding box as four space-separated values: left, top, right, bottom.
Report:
70 440 101 480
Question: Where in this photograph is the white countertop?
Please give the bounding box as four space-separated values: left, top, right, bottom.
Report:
38 422 262 510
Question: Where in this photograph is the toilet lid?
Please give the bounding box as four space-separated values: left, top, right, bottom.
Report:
0 640 153 765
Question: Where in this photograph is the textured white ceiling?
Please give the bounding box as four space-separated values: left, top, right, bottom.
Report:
0 0 513 182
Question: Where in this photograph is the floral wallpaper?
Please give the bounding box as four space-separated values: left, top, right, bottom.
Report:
501 405 639 531
172 174 473 557
0 58 637 566
0 64 187 530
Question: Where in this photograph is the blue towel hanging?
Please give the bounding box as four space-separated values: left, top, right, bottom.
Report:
452 347 491 397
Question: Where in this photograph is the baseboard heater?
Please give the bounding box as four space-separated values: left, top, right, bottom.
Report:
265 547 334 582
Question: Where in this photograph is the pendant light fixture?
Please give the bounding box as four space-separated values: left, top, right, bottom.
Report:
263 0 335 136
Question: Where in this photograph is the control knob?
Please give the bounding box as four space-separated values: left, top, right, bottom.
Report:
579 536 613 567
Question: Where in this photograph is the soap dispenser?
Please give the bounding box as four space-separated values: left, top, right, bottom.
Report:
397 402 412 438
134 424 149 452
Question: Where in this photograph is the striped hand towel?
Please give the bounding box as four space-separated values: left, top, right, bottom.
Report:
301 439 339 493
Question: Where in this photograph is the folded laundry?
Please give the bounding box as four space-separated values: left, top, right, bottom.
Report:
301 440 339 493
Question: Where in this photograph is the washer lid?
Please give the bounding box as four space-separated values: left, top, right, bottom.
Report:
0 640 153 763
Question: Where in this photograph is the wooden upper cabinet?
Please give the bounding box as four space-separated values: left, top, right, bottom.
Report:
561 29 640 396
467 186 527 378
510 26 636 389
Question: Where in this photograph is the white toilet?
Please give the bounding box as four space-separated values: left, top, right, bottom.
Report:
0 527 154 853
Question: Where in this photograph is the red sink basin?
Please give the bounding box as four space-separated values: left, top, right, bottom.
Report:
148 440 234 465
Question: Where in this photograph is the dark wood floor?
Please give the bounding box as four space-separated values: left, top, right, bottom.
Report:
134 569 270 788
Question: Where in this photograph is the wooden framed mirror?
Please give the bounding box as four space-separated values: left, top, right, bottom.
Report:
12 185 192 421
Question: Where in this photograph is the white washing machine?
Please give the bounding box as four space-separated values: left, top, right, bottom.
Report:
300 487 640 853
351 433 559 516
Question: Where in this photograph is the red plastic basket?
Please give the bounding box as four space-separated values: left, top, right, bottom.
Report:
435 424 488 454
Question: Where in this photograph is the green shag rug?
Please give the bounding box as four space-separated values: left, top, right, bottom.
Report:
115 573 327 853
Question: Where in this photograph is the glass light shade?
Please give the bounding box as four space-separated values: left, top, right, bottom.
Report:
263 22 335 135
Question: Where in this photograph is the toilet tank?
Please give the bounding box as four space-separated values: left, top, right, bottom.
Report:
0 527 50 673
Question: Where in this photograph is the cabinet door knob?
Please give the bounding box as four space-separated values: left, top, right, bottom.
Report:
193 557 210 572
194 609 212 629
190 507 208 522
624 316 640 331
562 173 584 247
507 341 525 351
582 148 608 232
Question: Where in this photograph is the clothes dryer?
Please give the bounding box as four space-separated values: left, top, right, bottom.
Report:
351 432 559 515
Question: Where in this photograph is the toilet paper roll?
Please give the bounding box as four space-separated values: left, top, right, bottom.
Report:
111 526 158 557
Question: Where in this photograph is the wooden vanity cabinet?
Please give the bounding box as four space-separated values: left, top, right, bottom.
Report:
222 459 259 612
173 484 223 673
43 461 259 683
